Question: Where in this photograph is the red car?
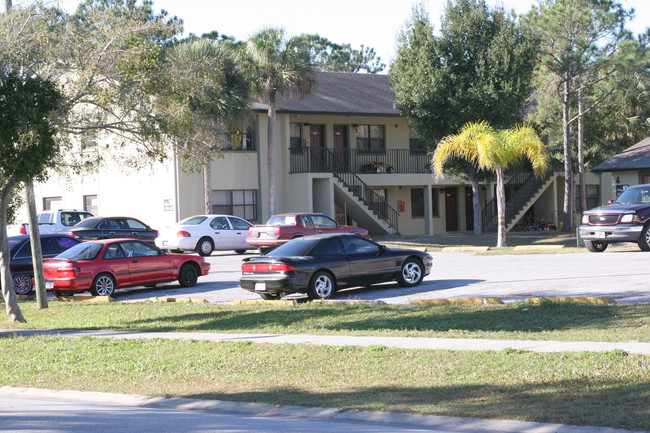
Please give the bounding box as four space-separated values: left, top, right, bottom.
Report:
43 239 210 297
246 213 370 253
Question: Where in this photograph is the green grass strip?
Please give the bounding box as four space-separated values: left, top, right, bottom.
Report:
0 336 648 431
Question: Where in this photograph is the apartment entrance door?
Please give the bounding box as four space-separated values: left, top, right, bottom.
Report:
310 125 325 172
333 125 348 172
445 187 458 231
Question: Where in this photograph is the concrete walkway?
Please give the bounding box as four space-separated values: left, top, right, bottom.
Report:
2 328 650 354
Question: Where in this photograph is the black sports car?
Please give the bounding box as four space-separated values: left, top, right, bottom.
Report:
7 233 81 295
240 233 433 300
61 216 158 243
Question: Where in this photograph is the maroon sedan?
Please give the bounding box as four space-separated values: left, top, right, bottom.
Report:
246 213 370 253
43 238 210 297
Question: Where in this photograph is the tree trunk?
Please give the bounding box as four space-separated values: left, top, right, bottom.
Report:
577 86 587 213
561 76 574 232
267 90 277 216
469 173 482 234
4 0 11 13
0 180 26 322
203 161 211 214
25 182 47 309
495 167 507 247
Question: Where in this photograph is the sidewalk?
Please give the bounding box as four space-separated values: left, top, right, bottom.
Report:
2 328 650 354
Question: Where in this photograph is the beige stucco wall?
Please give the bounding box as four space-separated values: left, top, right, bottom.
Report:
32 156 179 231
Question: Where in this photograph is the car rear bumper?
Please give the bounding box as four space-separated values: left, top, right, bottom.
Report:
239 275 308 295
45 278 92 292
578 224 643 242
155 237 197 251
245 238 288 248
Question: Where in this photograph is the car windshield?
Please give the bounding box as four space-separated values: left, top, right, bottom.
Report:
178 216 208 225
266 215 297 226
266 238 319 257
56 242 103 260
615 186 650 204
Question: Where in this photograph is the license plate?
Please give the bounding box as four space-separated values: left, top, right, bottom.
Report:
162 241 168 246
596 232 606 239
255 283 266 291
45 281 54 289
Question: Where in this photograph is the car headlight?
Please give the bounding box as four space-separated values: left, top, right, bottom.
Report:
620 214 638 223
581 215 589 224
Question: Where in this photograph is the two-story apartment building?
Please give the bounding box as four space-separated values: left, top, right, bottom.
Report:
28 71 576 235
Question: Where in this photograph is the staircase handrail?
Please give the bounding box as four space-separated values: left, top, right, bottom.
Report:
481 169 555 232
307 147 400 232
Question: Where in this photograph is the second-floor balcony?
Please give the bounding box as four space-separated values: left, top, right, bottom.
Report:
289 147 431 175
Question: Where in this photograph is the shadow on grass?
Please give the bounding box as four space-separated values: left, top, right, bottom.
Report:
121 302 644 336
185 379 650 431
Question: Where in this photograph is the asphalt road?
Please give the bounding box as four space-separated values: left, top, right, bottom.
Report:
110 249 650 304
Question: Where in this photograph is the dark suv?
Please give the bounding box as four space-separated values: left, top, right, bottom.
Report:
579 184 650 252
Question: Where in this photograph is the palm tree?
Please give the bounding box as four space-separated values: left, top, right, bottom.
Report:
433 122 548 247
242 28 315 216
164 38 250 213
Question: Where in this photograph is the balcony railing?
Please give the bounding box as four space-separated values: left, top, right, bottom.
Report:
291 147 399 232
290 147 431 174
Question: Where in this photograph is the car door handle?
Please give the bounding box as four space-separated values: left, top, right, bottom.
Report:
109 232 116 235
131 260 138 263
214 232 220 234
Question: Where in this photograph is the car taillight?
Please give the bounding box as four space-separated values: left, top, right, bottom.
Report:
19 224 27 235
69 233 79 238
177 231 191 237
242 263 297 272
56 265 79 276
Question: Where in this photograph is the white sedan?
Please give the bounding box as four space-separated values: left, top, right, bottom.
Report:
155 215 253 256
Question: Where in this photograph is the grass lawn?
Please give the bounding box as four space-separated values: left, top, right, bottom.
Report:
1 300 649 430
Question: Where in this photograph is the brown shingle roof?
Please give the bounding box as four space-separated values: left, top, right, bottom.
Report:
251 72 400 117
592 137 650 172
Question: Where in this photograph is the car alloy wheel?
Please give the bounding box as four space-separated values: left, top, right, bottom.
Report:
91 273 115 297
307 271 335 300
397 259 424 287
13 274 34 295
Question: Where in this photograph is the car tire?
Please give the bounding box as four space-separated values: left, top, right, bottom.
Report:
307 270 335 300
585 240 608 253
396 258 424 287
196 238 214 256
234 249 247 255
178 264 199 287
90 273 116 297
13 274 33 295
638 226 650 251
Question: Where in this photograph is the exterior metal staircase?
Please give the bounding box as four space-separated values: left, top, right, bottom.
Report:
482 170 558 233
291 147 399 235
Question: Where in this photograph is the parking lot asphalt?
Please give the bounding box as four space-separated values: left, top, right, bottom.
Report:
106 249 650 304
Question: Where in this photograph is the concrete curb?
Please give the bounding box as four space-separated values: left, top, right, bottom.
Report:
1 386 645 433
233 299 297 305
525 297 616 305
57 296 115 302
413 298 504 305
149 297 209 304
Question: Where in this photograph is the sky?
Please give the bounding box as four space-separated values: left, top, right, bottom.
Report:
12 0 650 66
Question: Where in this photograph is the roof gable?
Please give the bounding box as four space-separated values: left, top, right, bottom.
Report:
251 72 400 117
592 137 650 172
